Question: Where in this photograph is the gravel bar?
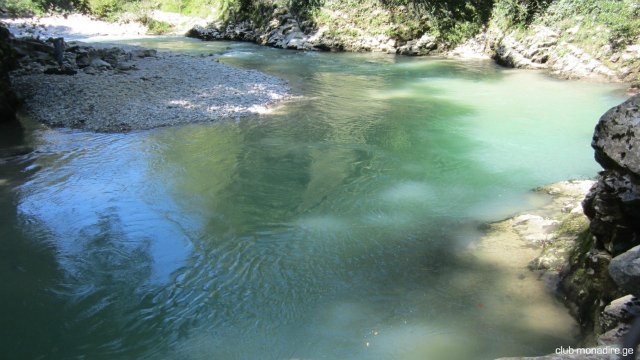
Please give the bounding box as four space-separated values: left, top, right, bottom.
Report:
11 52 291 132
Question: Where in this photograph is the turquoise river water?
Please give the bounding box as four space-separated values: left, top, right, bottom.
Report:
0 37 628 359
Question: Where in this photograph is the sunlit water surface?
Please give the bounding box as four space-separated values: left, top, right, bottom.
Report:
0 37 627 359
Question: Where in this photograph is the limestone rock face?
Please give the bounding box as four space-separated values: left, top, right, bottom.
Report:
188 11 413 54
397 34 437 56
487 25 618 81
583 95 640 256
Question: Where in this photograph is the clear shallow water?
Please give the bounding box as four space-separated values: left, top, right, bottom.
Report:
0 37 628 359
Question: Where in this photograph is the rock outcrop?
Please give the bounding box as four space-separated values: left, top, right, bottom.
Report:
532 95 640 358
583 95 640 256
487 25 621 81
188 8 639 84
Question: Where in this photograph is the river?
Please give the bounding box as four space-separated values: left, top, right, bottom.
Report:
0 37 628 359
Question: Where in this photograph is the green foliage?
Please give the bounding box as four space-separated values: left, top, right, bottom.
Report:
137 13 173 33
540 0 640 48
1 0 87 15
1 0 43 16
157 0 216 16
4 0 638 54
85 0 126 18
491 0 552 29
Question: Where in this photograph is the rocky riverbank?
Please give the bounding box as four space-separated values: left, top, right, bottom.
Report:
6 36 290 132
185 13 471 56
487 26 640 85
186 3 640 89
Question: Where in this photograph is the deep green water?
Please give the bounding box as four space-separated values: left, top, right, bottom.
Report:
0 38 628 360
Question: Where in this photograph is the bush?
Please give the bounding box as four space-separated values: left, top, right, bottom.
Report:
491 0 552 29
1 0 86 15
86 0 126 18
137 13 173 33
1 0 42 16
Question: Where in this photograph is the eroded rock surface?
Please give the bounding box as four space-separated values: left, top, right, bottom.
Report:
584 95 640 256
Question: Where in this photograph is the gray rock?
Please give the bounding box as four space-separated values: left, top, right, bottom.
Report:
598 322 630 346
609 245 640 297
397 34 437 55
583 169 640 255
76 53 91 68
83 66 98 75
583 95 640 255
592 94 640 175
601 295 640 332
43 66 77 75
116 62 136 71
89 58 112 69
95 47 127 66
131 49 157 58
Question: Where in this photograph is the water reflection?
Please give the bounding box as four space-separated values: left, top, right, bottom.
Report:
0 39 628 359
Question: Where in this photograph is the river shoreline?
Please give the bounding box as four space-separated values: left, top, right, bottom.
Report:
477 178 638 360
3 22 291 132
184 11 640 93
3 13 639 96
11 47 291 132
1 13 637 360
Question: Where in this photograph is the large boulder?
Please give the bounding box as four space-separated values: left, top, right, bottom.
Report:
609 245 640 297
583 95 640 256
592 95 640 174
